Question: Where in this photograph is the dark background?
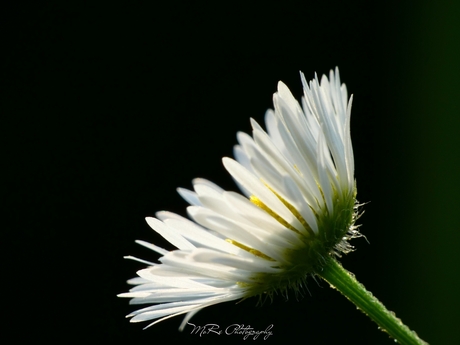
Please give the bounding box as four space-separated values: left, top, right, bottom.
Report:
3 1 460 344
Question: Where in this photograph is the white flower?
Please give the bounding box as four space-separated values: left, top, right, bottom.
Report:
119 68 360 330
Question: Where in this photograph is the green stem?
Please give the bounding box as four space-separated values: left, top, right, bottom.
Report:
317 258 428 345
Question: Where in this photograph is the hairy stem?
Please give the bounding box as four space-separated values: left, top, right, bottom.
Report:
317 258 428 345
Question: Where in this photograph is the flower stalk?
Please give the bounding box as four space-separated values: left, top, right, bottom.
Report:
318 258 428 345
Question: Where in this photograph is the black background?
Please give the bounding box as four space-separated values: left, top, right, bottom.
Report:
3 1 460 344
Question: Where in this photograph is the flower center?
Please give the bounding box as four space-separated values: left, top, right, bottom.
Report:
228 186 358 299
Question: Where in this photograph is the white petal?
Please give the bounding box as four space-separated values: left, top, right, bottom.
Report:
187 206 288 263
135 240 169 256
317 132 334 213
145 217 195 250
177 187 201 206
137 267 212 289
222 157 305 231
223 191 303 244
192 178 225 194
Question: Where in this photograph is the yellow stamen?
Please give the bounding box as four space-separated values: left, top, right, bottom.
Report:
249 195 300 233
226 239 274 261
250 188 314 236
269 190 313 235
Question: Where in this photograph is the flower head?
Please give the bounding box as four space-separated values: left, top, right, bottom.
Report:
119 68 361 330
